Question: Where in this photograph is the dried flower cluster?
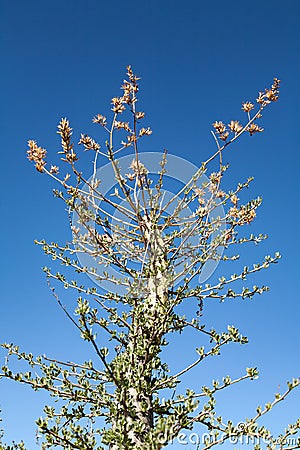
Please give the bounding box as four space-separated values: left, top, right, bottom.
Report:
111 96 126 114
114 121 132 132
50 165 59 174
26 140 47 172
247 123 264 136
92 114 107 126
212 77 280 142
27 66 152 174
126 158 149 186
212 121 229 141
139 127 152 137
110 66 140 113
78 134 100 151
241 102 254 113
229 205 256 224
257 77 280 105
228 120 243 134
57 118 78 163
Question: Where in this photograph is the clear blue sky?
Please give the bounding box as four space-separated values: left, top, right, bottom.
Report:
0 0 299 447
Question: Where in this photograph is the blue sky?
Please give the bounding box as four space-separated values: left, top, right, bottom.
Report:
0 0 300 447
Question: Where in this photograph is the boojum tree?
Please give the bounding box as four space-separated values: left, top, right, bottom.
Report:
1 67 299 450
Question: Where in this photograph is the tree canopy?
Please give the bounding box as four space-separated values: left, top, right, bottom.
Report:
1 67 299 450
